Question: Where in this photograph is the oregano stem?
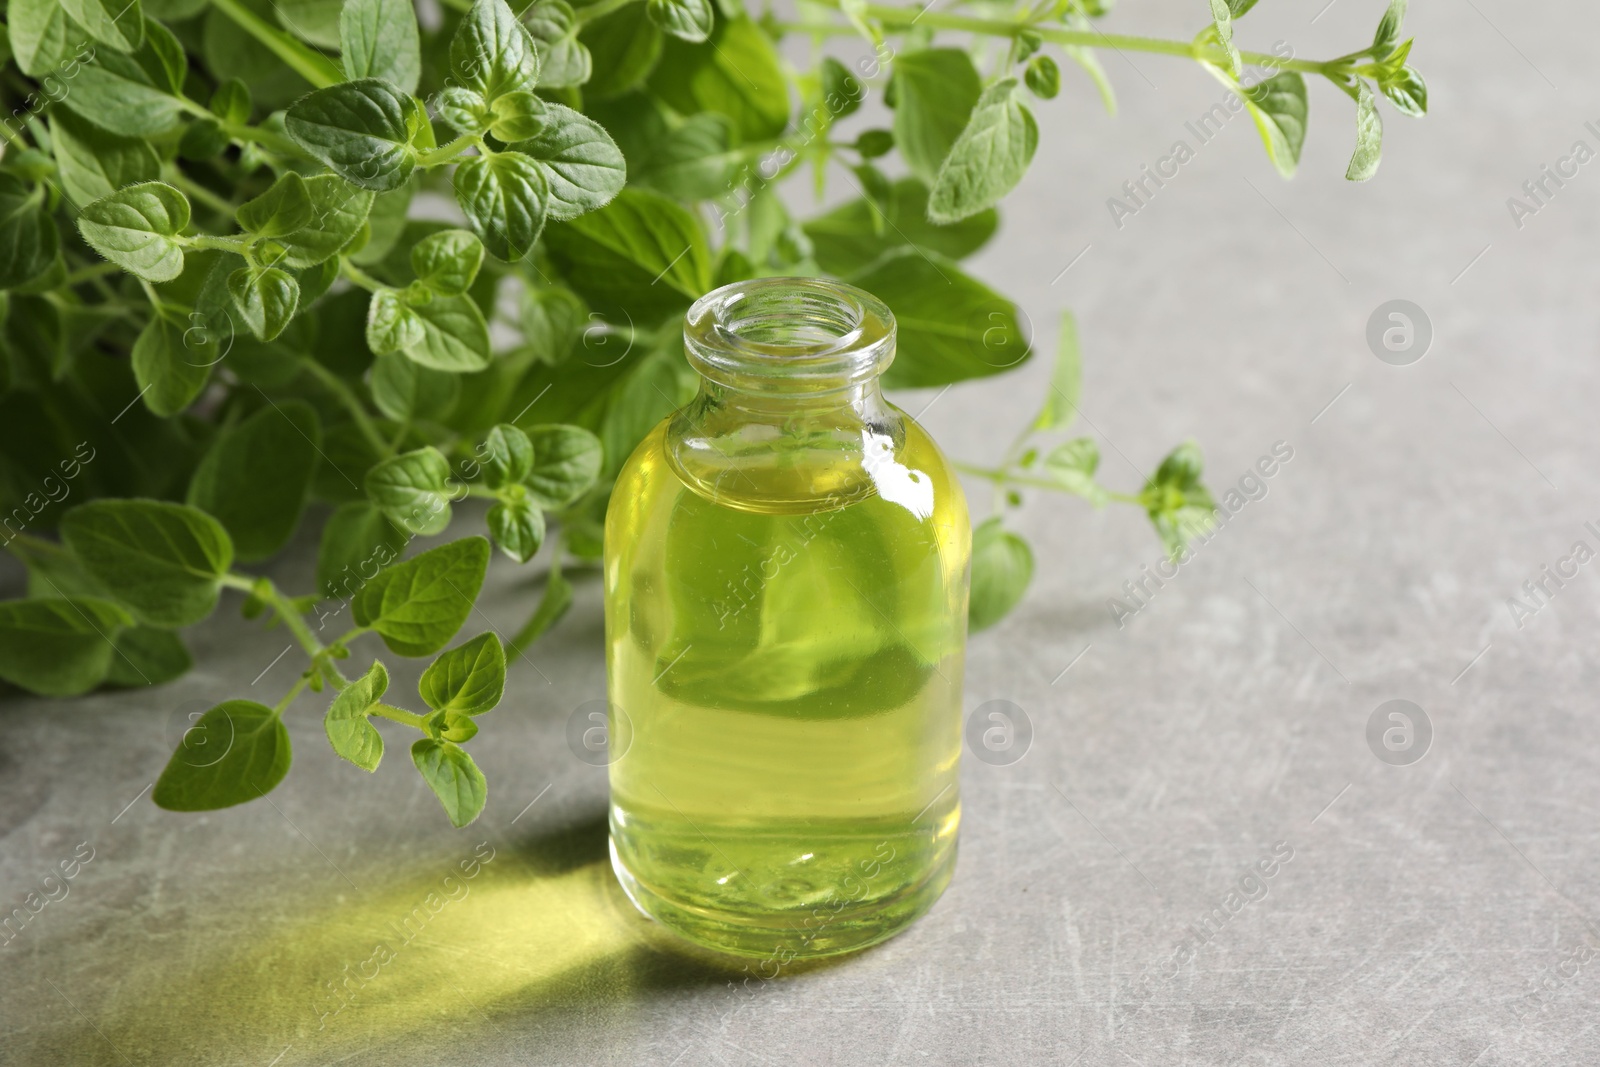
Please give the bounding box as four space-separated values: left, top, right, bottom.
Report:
797 0 1337 76
165 170 237 218
575 0 638 25
372 703 430 729
417 134 481 168
209 0 344 89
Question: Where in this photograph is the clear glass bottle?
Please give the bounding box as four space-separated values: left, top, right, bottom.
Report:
603 277 970 959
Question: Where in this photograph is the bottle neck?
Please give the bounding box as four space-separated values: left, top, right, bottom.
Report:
665 277 902 514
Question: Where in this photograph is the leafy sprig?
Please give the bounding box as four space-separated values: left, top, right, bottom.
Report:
0 0 1428 823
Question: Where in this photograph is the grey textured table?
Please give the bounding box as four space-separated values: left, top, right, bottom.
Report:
5 2 1599 1064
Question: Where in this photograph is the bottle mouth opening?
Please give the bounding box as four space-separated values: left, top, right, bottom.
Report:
684 277 896 393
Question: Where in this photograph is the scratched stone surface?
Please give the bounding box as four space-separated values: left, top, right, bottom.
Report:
4 2 1599 1064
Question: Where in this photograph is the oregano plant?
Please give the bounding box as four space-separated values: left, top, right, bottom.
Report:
0 0 1426 825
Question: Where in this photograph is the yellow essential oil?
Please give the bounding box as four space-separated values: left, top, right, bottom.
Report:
603 279 971 959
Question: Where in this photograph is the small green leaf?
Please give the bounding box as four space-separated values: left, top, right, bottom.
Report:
105 626 193 688
48 111 161 208
1042 437 1106 504
1345 79 1383 182
367 288 426 355
488 497 546 562
210 78 253 124
481 424 534 489
400 293 491 372
1141 441 1218 558
130 313 211 416
352 537 492 657
1034 311 1081 431
236 172 313 237
0 175 59 291
452 151 550 262
648 16 787 140
489 90 548 142
0 597 132 697
410 229 484 296
579 2 662 100
928 78 1038 224
1382 66 1427 117
411 738 487 827
1374 0 1406 50
285 79 427 192
523 0 592 89
9 0 92 77
325 660 387 772
370 350 460 422
521 424 603 508
543 187 713 323
419 632 505 716
804 177 996 277
276 175 375 269
316 502 409 599
630 112 742 202
1240 71 1309 178
153 700 291 811
227 267 300 342
60 0 144 53
969 518 1033 632
647 0 714 44
61 499 234 627
450 0 540 101
366 446 455 536
437 86 492 136
512 104 627 222
186 400 321 561
77 181 190 282
340 0 422 93
1024 55 1060 100
850 250 1030 389
60 50 187 136
891 49 983 185
820 57 865 118
1207 0 1242 77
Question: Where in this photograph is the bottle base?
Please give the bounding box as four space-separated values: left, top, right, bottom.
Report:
608 835 956 961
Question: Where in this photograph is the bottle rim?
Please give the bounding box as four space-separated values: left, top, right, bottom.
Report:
683 277 896 393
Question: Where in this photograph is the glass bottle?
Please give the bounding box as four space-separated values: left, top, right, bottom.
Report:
603 277 970 959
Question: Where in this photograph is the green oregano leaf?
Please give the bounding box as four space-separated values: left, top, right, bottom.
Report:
647 0 714 44
227 267 301 342
1345 79 1383 182
340 0 422 93
60 0 145 53
511 104 627 222
285 79 429 192
487 497 546 562
450 0 541 102
0 597 133 697
76 181 190 282
418 632 506 716
928 78 1038 224
153 700 292 811
366 446 455 536
325 660 388 772
186 400 321 561
236 172 313 238
969 517 1033 632
411 229 484 296
352 536 491 657
411 738 487 827
481 424 534 489
60 499 234 627
452 151 550 262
